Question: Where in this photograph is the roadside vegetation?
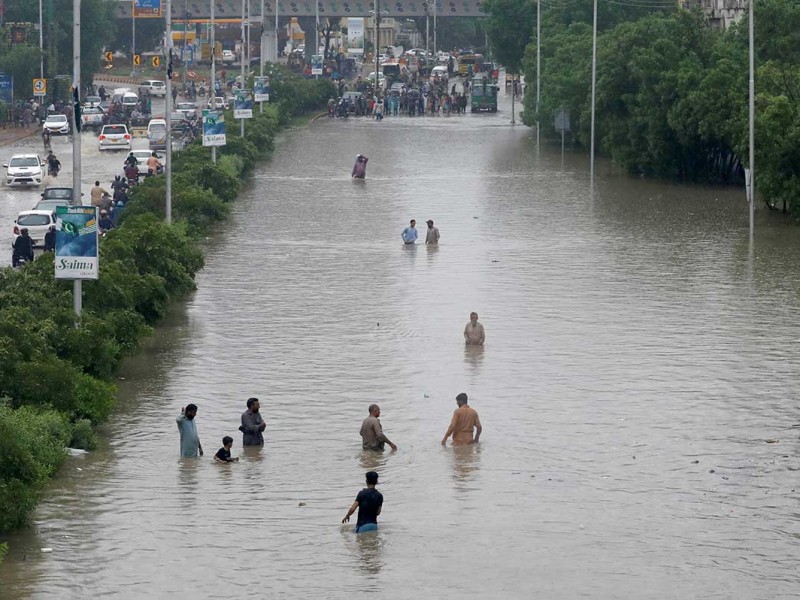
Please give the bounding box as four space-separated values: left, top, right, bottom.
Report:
0 67 333 546
483 0 800 214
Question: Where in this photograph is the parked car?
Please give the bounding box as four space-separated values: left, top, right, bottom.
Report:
175 101 197 119
40 186 78 205
4 154 45 187
140 79 166 97
222 49 235 63
43 114 70 135
81 106 105 130
147 118 167 151
13 210 55 247
98 123 132 151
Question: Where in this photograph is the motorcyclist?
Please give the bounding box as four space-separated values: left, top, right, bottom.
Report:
43 225 56 252
146 152 163 176
42 128 51 150
46 151 61 177
327 97 336 117
124 163 139 184
124 152 139 168
12 228 35 267
98 209 116 234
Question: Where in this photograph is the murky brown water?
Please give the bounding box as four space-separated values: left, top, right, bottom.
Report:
2 91 800 599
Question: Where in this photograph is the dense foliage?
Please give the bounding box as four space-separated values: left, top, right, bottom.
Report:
0 72 333 540
510 0 800 212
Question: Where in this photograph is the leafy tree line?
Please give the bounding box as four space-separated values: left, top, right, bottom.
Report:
0 68 334 545
483 0 800 213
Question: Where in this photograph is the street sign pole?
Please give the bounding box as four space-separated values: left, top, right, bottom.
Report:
241 0 245 137
589 0 597 181
166 0 173 224
73 0 82 323
260 0 264 113
210 0 216 163
39 0 44 79
131 0 136 76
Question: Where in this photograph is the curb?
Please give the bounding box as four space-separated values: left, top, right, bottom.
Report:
93 74 142 86
308 111 329 125
0 128 38 148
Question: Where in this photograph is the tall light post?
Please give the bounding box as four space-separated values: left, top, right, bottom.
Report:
748 0 755 239
589 0 597 181
536 0 540 147
131 0 136 76
433 0 436 57
425 2 429 70
210 0 217 163
374 0 380 89
275 0 279 61
260 0 265 113
39 0 44 78
241 0 246 137
72 0 82 319
165 0 173 224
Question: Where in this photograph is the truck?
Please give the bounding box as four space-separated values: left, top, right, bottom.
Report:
470 75 498 113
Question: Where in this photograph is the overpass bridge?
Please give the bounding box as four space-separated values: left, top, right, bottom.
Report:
115 0 487 18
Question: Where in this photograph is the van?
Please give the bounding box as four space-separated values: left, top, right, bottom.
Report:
147 118 167 151
122 92 139 109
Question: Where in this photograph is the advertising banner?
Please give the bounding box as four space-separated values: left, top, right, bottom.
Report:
202 109 226 146
254 77 270 102
233 89 253 119
0 73 12 104
311 55 323 76
347 18 364 55
133 0 162 18
55 206 99 280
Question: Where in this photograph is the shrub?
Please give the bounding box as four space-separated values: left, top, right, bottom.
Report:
69 419 98 451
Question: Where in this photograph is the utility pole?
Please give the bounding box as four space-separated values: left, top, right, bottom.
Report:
425 3 429 72
536 0 540 147
165 0 173 224
260 0 265 113
748 0 755 239
589 0 597 181
72 0 82 320
275 0 279 61
39 0 44 78
374 0 380 89
433 0 436 58
132 0 136 76
210 0 216 163
182 0 188 85
241 0 246 137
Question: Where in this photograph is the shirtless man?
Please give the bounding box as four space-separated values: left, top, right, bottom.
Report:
463 312 485 345
441 393 482 446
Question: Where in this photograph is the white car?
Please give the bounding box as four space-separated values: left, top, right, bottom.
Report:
175 102 197 119
43 114 70 135
147 118 167 150
98 123 131 151
83 95 102 108
207 96 226 110
4 154 45 187
222 49 235 63
126 149 161 177
13 210 55 247
140 79 166 97
81 106 105 130
430 65 448 78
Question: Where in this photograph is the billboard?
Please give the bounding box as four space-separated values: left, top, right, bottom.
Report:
254 77 270 103
133 0 162 17
233 89 253 119
202 109 226 146
0 73 12 104
55 206 99 280
311 55 323 76
347 18 364 55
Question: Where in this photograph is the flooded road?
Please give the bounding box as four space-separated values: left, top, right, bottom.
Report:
2 92 800 599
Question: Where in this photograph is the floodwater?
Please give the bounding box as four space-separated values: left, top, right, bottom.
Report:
2 91 800 600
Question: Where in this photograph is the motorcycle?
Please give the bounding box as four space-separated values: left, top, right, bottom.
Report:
47 164 60 177
11 254 30 269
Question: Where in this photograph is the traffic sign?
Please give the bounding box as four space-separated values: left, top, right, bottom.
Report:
32 78 47 97
151 56 160 67
104 51 113 62
133 54 141 66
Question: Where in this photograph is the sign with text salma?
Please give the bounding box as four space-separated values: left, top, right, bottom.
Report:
233 90 253 119
347 18 364 55
202 109 226 146
133 0 162 17
55 206 98 280
254 77 270 102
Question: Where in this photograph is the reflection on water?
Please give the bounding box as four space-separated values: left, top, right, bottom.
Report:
3 92 800 599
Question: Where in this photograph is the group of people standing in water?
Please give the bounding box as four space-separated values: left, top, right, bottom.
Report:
174 313 486 533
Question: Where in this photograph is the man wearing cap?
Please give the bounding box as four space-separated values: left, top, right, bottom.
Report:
360 404 397 451
342 471 383 533
425 219 440 245
401 219 418 245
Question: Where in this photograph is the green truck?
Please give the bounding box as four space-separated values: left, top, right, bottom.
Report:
470 76 498 113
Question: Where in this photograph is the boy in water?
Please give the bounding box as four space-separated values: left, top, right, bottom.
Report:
214 436 239 463
342 471 383 533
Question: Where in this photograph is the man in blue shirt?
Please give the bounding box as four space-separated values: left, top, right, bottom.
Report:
401 219 418 244
176 404 204 458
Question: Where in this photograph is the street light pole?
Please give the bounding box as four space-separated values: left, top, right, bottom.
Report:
72 0 82 321
374 0 380 90
260 0 264 113
165 0 173 224
536 0 540 147
748 0 755 239
132 0 136 76
425 3 429 71
39 0 44 78
275 0 279 61
241 0 246 137
589 0 597 181
210 0 216 163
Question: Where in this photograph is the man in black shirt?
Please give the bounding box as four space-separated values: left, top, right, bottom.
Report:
12 228 35 267
342 471 383 533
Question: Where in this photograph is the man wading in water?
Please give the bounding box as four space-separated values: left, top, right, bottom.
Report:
176 404 203 457
240 397 266 446
342 471 383 533
463 312 485 345
441 393 482 446
360 404 397 451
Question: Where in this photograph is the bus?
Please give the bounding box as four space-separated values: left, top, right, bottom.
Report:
470 76 498 112
457 53 484 77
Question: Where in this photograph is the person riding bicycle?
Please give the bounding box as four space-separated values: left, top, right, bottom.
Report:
46 151 61 177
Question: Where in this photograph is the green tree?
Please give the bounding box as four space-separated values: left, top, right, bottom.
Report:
0 45 42 99
482 0 535 73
